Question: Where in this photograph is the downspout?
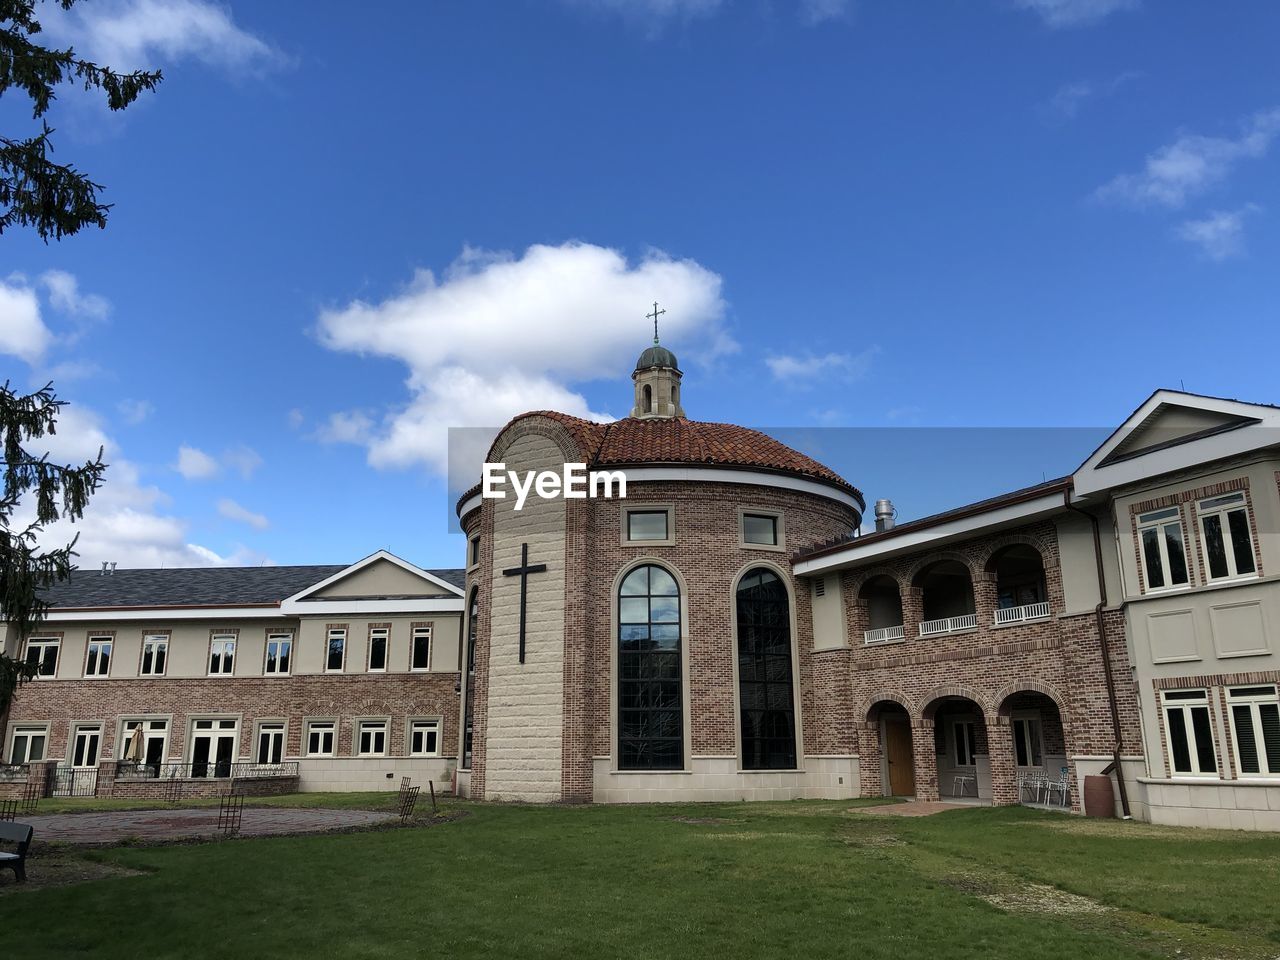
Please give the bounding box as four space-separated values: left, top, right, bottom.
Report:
1064 489 1132 819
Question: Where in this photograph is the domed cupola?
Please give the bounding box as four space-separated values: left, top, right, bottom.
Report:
631 303 685 420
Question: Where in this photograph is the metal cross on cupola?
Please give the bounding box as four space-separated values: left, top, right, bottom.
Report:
646 301 665 344
502 543 547 664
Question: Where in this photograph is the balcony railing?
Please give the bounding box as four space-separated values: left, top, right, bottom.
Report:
864 624 905 645
993 601 1052 626
116 760 299 781
918 613 978 637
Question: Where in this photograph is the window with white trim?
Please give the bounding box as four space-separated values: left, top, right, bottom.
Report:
209 636 236 675
265 633 292 675
409 719 440 757
411 625 432 671
1162 690 1217 776
71 723 102 768
8 725 47 764
256 722 286 764
1226 685 1279 778
326 629 346 672
357 719 388 757
84 636 112 677
1197 493 1257 582
952 720 977 767
119 718 168 766
305 721 335 757
368 627 388 672
24 637 59 678
140 635 168 676
1137 506 1190 591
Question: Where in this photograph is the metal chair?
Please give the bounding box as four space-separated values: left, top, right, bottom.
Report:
1045 768 1071 808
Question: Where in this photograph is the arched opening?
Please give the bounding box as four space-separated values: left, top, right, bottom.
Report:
859 575 904 644
924 696 990 801
868 700 913 796
915 560 976 636
462 588 478 770
643 383 653 414
999 690 1069 807
618 564 682 770
989 545 1050 624
736 567 797 770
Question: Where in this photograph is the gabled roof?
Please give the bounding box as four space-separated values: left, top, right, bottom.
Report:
1073 390 1280 499
282 550 465 602
39 564 350 609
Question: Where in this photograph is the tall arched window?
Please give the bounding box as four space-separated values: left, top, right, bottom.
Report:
618 564 682 770
643 384 653 414
737 568 797 769
462 588 478 770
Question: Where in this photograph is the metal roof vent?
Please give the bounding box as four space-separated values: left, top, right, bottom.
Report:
874 499 896 533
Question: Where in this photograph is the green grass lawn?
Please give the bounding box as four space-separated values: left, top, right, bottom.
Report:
25 790 412 815
2 799 1277 960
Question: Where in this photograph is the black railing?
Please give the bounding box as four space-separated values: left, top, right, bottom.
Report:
116 760 299 781
0 763 27 783
50 767 98 797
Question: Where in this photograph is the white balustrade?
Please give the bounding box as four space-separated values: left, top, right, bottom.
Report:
993 601 1051 626
864 624 905 645
917 613 978 637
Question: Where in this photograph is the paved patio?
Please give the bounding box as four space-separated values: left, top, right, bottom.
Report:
21 806 397 844
860 800 983 817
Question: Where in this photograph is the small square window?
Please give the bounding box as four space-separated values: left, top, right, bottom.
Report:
742 512 780 547
627 510 669 541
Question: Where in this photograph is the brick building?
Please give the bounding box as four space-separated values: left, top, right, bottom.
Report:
5 336 1279 828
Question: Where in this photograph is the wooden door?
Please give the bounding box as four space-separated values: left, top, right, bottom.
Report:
884 718 915 796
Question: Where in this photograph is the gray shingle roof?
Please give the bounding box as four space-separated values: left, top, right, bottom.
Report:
39 564 466 609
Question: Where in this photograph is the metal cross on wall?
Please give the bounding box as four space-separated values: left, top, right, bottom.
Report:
502 542 547 664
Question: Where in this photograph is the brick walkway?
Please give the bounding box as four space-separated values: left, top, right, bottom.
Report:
22 807 397 844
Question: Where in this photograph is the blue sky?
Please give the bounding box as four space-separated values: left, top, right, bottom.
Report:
2 0 1278 570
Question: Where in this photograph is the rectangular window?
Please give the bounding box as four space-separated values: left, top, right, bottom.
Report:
71 724 102 768
1197 493 1257 582
9 725 47 764
368 627 388 672
952 720 977 767
411 626 432 671
84 636 112 677
305 721 335 757
1227 686 1280 777
326 629 346 672
1137 506 1190 591
140 635 168 676
1162 690 1217 776
24 637 59 677
409 719 440 757
264 633 292 675
209 636 236 675
357 720 388 757
1011 717 1043 768
256 723 286 765
468 536 480 568
627 509 669 541
119 719 168 768
742 512 780 547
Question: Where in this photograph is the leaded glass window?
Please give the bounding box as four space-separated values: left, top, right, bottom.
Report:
618 564 682 770
736 568 797 770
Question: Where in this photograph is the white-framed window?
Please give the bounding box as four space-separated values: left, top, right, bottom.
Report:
1011 716 1043 768
1197 492 1257 583
305 720 335 757
1137 506 1190 591
8 724 48 764
140 634 168 676
119 718 168 766
189 718 238 778
1226 685 1279 778
256 722 286 765
326 628 346 673
1162 689 1217 776
71 723 102 768
411 625 432 671
209 635 236 675
264 633 292 675
740 508 785 550
952 720 977 767
409 718 441 757
84 636 112 677
368 627 389 672
24 637 59 678
357 719 388 757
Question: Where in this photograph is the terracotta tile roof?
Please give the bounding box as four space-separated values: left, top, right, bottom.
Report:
458 412 861 513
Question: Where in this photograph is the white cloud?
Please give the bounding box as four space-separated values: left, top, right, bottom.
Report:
564 0 846 28
316 241 729 474
117 398 153 424
1176 205 1259 261
223 444 263 479
39 270 110 322
0 275 54 363
175 444 219 480
42 0 282 73
766 348 878 385
799 0 850 26
1097 108 1280 208
287 408 305 430
1014 0 1137 29
1043 71 1139 121
217 498 269 530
